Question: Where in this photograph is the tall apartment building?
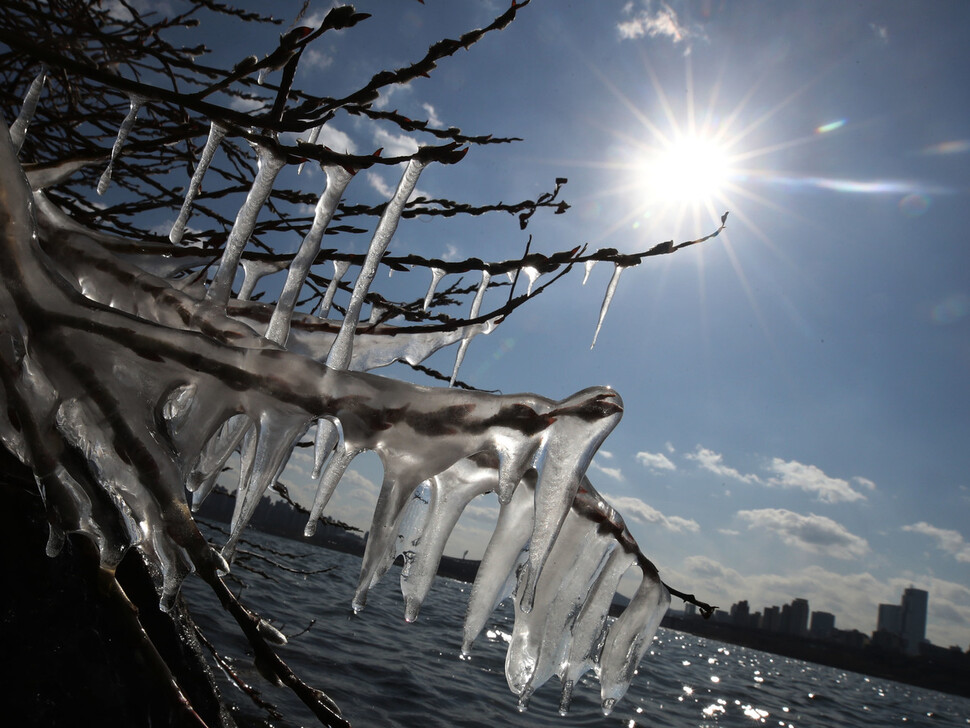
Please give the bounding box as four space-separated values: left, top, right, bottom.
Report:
901 587 928 655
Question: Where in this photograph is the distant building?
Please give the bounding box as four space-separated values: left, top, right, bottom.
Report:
762 605 781 632
877 603 903 636
810 611 835 639
901 587 928 655
731 600 750 627
789 598 810 636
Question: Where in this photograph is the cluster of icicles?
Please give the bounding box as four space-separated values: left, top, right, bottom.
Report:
0 73 668 717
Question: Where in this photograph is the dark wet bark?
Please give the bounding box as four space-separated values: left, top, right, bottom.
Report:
0 448 234 728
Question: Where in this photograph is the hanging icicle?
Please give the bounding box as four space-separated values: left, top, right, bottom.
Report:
97 94 145 195
206 142 287 305
522 265 540 296
316 259 351 319
170 121 227 244
590 264 626 350
266 165 355 345
326 157 428 370
423 267 446 311
9 65 47 153
450 269 490 386
582 259 597 286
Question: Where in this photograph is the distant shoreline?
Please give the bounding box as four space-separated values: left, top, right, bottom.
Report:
195 490 970 701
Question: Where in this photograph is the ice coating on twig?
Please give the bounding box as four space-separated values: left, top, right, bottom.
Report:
450 269 490 386
9 65 47 153
170 121 227 244
206 142 287 305
590 264 626 350
0 109 690 716
97 95 145 195
423 267 446 311
266 165 354 345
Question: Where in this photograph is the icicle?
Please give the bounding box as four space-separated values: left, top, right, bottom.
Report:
449 270 490 386
223 412 308 562
517 388 623 615
582 259 596 286
590 264 626 350
297 125 323 175
368 302 387 324
206 142 287 306
170 121 227 244
266 165 354 345
598 566 670 714
327 157 427 370
305 441 360 537
9 65 47 153
505 270 516 284
422 267 445 311
506 508 595 705
238 258 287 301
559 546 636 714
316 259 351 318
522 266 540 296
462 479 535 654
399 460 496 622
97 95 145 195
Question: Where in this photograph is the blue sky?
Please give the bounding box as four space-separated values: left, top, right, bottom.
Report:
198 1 970 648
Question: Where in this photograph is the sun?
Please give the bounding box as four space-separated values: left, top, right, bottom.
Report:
639 133 732 207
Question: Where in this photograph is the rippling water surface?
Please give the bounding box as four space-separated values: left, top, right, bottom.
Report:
182 529 970 727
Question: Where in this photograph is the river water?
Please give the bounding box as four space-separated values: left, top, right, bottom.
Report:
181 528 970 727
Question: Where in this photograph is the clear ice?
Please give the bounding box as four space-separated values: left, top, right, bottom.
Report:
97 95 145 195
10 65 47 153
170 121 227 245
1 95 676 715
590 264 626 350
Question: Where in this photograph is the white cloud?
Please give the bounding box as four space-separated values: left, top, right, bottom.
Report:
870 22 889 43
636 450 676 472
591 460 624 482
316 125 357 155
301 48 333 72
765 458 868 503
604 493 699 533
228 95 269 113
373 127 420 158
366 170 395 199
686 446 760 484
365 168 431 205
374 83 412 110
737 508 869 560
422 103 442 129
903 521 970 563
617 1 695 46
853 476 877 491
